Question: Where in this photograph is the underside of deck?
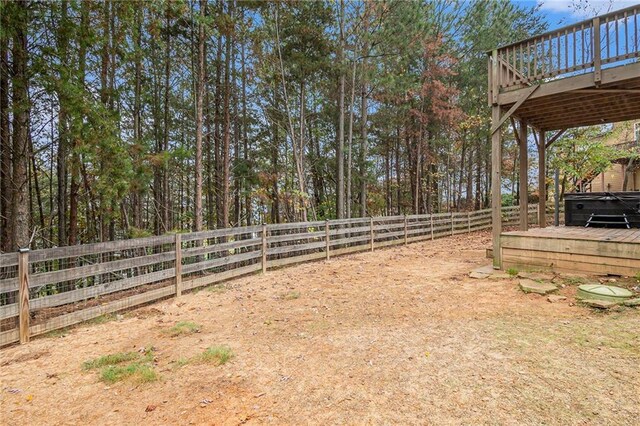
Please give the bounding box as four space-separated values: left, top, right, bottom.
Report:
501 226 640 276
499 62 640 131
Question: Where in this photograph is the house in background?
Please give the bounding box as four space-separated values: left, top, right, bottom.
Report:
586 121 640 192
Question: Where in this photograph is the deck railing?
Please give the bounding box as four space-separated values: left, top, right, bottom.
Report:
0 204 540 347
491 5 640 91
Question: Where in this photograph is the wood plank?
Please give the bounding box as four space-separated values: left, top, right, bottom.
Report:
268 240 326 255
182 237 262 257
182 263 261 291
29 235 174 262
0 268 175 319
29 251 176 288
501 234 640 258
182 250 262 275
28 285 176 338
0 329 19 347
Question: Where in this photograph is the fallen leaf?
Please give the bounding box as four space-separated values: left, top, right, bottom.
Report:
145 404 157 412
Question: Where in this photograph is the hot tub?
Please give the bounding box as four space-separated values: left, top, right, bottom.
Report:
564 192 640 227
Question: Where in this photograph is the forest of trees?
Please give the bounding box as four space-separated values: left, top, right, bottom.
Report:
0 0 547 251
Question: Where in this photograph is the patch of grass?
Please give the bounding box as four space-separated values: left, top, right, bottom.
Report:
43 328 69 338
195 346 233 365
83 347 158 384
281 290 301 300
207 283 229 293
100 362 158 384
506 268 519 277
83 352 139 370
165 321 201 337
563 276 586 286
173 357 191 368
86 313 117 325
173 345 234 368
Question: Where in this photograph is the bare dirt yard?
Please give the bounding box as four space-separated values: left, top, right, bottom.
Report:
1 231 639 425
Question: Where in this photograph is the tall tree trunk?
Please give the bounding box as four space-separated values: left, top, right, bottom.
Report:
221 3 233 228
57 0 70 246
346 59 356 219
0 6 11 251
193 0 205 232
336 0 345 219
359 24 369 217
162 4 171 232
11 0 30 249
69 1 88 245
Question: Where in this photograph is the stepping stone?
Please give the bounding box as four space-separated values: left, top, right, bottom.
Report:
623 298 640 307
519 279 558 295
547 295 567 303
469 265 495 279
582 299 618 309
518 272 555 281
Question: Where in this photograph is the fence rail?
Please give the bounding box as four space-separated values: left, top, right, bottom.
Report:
494 5 640 90
0 204 541 346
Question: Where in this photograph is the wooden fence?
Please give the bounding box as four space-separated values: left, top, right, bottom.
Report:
0 204 539 346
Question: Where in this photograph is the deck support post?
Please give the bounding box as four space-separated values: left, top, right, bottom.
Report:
518 119 528 231
491 104 502 268
538 129 547 228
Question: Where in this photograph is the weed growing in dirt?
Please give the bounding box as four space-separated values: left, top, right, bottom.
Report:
86 313 117 325
196 346 233 365
281 290 301 300
207 283 229 293
43 328 69 339
635 271 640 282
165 321 201 337
83 347 158 384
564 276 586 286
101 362 158 384
83 352 139 370
172 346 233 368
506 268 519 277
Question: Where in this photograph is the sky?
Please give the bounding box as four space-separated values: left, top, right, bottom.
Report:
520 0 638 30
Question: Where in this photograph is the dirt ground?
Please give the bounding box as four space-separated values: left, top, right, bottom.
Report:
1 232 639 425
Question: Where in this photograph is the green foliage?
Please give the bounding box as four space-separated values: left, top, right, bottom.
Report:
165 321 201 337
549 127 617 191
83 352 139 370
196 346 233 365
84 347 157 384
506 268 519 277
100 362 158 384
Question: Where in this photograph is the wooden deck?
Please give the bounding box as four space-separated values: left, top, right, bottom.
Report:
501 226 640 276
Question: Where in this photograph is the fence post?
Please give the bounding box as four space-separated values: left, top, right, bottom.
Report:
262 223 268 273
174 233 182 297
430 215 434 240
18 248 30 344
404 215 408 245
450 212 454 236
325 220 330 260
468 211 471 233
370 217 374 252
